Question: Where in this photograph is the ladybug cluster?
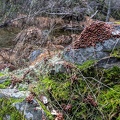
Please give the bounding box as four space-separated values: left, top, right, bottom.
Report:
73 21 112 49
62 104 72 112
11 75 22 87
83 95 98 107
55 112 64 120
26 94 34 103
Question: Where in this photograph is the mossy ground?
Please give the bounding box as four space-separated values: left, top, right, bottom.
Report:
0 59 120 120
0 98 25 120
31 60 120 120
0 71 11 89
0 80 11 89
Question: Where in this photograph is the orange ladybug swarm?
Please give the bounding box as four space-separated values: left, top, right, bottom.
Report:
72 21 113 49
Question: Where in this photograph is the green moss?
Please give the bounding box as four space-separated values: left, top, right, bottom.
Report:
114 21 120 25
98 85 120 120
32 62 120 120
111 48 120 58
103 66 120 86
35 76 71 101
77 60 95 70
36 99 54 120
0 84 6 88
76 60 97 78
0 72 4 76
0 98 25 120
18 87 27 91
0 80 11 88
33 74 72 119
3 79 11 86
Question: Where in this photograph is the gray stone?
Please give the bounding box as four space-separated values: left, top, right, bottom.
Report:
0 93 5 98
63 38 120 65
29 54 72 74
0 77 8 84
95 57 120 69
3 115 10 120
102 38 120 51
13 100 44 120
29 50 42 62
0 79 7 84
0 89 30 98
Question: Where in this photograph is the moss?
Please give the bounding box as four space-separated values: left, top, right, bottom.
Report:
114 21 120 25
103 66 120 86
111 48 120 58
33 72 103 119
19 61 120 120
0 79 11 88
0 84 6 89
36 99 54 120
77 60 95 70
18 87 27 91
3 79 11 86
33 74 72 119
98 85 120 120
34 76 71 101
0 98 25 120
76 60 97 77
0 72 4 76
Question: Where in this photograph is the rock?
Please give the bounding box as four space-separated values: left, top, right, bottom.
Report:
49 56 69 74
29 50 42 62
38 95 48 105
102 38 120 51
13 99 45 120
0 89 30 98
94 57 120 69
63 24 120 64
0 77 8 84
63 38 120 65
0 93 5 98
30 53 74 74
3 115 11 120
